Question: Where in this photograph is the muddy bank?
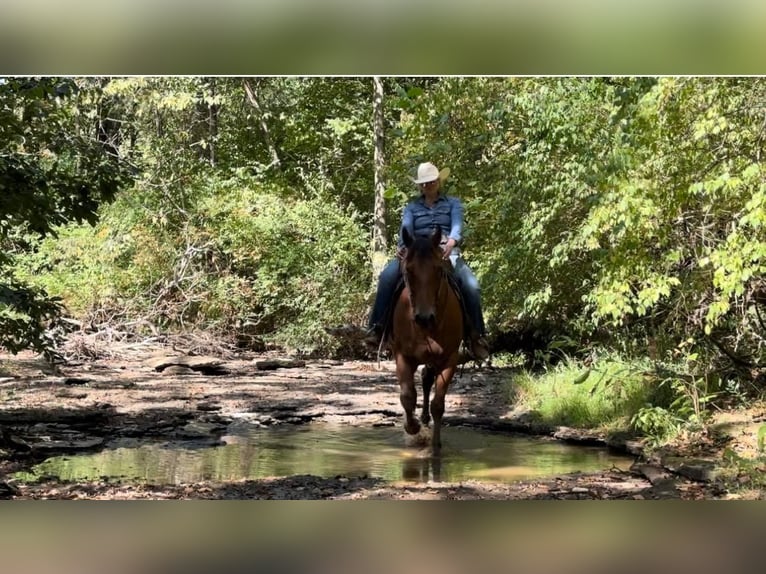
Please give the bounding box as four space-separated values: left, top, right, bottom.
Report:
0 343 741 499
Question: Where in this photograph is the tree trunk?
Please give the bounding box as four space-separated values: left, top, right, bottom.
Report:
371 76 388 284
243 78 281 170
206 78 219 167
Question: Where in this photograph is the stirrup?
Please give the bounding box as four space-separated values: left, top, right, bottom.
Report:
364 325 383 347
469 335 490 361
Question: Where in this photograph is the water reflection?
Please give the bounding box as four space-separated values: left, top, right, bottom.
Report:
21 424 633 486
400 455 443 482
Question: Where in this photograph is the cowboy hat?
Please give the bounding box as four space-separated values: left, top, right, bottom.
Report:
412 162 451 184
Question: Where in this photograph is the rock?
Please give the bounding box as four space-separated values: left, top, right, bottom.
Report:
630 463 672 485
64 377 92 386
144 355 226 374
162 365 197 376
552 426 606 446
176 421 225 439
646 478 681 498
662 457 721 482
0 407 109 425
31 437 105 453
197 403 222 412
0 431 32 453
254 359 306 370
0 482 20 499
54 391 88 399
605 431 645 456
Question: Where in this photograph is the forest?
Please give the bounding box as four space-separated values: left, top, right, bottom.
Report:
2 76 766 459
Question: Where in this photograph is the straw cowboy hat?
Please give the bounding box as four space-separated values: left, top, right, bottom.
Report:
412 162 451 184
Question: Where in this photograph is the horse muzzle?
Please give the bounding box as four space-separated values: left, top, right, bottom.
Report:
414 311 436 328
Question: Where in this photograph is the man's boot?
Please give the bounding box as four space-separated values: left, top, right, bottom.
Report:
469 333 490 361
364 324 383 348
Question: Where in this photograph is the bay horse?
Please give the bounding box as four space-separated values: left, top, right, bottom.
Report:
389 227 464 454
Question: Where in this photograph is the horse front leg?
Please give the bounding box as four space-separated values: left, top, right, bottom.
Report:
430 362 457 453
420 366 435 427
396 354 420 435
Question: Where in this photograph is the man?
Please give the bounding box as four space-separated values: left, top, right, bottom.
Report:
366 162 489 360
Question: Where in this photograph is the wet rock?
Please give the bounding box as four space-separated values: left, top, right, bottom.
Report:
605 431 645 455
552 427 606 446
176 421 221 439
0 407 112 425
31 437 105 453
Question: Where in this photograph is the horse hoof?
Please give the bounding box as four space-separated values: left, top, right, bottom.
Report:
404 421 421 435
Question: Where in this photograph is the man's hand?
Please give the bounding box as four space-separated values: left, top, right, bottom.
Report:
442 238 457 259
396 246 407 260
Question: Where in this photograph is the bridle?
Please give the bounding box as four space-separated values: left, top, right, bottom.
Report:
400 249 449 323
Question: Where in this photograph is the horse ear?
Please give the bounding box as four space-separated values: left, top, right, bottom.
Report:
431 227 442 248
402 227 414 248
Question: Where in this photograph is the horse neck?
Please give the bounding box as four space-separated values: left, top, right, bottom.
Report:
434 267 458 324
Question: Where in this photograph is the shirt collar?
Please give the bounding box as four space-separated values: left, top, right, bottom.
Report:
416 193 446 205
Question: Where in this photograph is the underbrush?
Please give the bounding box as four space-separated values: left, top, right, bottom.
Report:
12 176 372 356
507 350 726 446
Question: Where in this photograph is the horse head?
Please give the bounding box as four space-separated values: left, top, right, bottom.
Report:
401 227 445 329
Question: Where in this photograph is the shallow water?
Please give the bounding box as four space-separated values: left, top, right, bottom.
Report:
20 423 633 485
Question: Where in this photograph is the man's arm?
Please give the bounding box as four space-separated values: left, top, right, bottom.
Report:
448 196 464 244
398 203 414 249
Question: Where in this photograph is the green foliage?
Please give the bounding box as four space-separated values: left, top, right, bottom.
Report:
197 179 370 351
721 447 766 493
0 279 63 359
1 77 127 356
17 174 370 354
510 353 655 430
0 78 125 236
510 348 725 445
630 406 684 446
